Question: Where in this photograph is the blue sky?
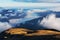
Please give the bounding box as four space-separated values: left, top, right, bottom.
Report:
13 0 60 3
1 0 60 3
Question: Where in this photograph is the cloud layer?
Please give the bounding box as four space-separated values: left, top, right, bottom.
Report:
50 7 60 12
40 14 60 31
0 22 12 32
14 0 60 3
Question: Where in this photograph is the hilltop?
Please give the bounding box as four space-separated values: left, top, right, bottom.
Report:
0 28 60 40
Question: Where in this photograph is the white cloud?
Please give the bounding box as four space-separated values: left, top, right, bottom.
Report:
37 0 60 3
0 0 60 7
25 9 46 18
50 7 60 12
0 2 60 8
25 10 34 18
0 22 12 32
32 9 47 12
14 0 60 3
9 19 22 24
40 14 60 31
10 13 16 16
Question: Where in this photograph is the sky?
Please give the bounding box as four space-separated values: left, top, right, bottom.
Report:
13 0 60 3
1 0 60 3
0 0 60 6
0 0 60 10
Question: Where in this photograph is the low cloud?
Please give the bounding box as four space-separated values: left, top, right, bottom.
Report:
0 22 12 32
9 19 22 25
25 9 46 18
50 7 60 12
40 14 60 31
9 9 47 27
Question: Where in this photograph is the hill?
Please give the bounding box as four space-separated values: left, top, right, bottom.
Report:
0 28 60 40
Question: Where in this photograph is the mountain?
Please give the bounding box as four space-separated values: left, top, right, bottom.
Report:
0 28 60 40
16 17 44 30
